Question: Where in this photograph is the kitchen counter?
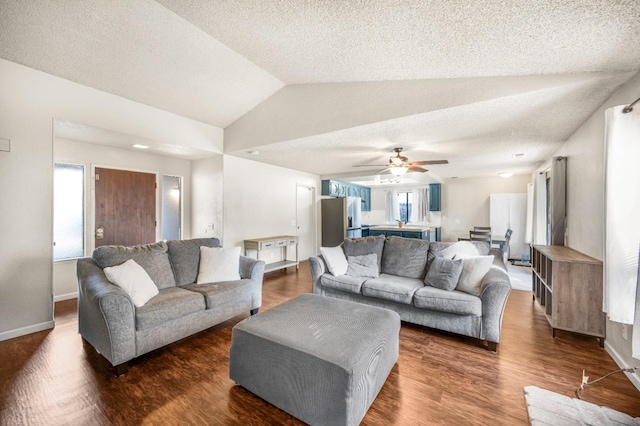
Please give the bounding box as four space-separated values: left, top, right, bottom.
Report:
368 225 434 241
370 225 433 232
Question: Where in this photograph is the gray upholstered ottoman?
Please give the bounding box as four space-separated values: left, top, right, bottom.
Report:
229 293 400 426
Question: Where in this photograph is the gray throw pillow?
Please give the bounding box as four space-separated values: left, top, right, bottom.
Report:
342 235 385 269
346 254 379 278
424 256 464 291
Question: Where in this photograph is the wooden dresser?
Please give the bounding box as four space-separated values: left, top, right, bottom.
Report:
531 245 605 346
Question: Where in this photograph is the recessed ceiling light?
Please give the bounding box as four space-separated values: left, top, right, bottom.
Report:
512 153 525 158
247 150 260 155
499 172 514 178
132 144 149 149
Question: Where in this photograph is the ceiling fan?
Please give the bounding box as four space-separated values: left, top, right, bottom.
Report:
354 147 448 176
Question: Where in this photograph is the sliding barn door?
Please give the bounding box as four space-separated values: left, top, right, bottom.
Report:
94 167 156 247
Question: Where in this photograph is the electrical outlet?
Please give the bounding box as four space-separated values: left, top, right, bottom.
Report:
622 324 628 341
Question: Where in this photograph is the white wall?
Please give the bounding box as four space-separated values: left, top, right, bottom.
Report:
549 71 640 385
52 138 193 300
440 175 531 242
223 156 320 262
191 155 224 241
0 58 223 341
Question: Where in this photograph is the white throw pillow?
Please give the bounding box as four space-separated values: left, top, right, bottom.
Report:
454 253 494 296
103 259 159 307
319 246 348 276
439 241 481 260
197 246 241 284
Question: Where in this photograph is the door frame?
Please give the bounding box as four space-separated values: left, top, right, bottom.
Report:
296 184 317 260
89 164 160 252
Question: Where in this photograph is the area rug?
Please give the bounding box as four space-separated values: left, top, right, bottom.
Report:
523 386 640 425
507 264 532 292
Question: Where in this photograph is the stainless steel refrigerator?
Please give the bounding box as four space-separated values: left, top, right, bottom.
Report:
321 197 362 246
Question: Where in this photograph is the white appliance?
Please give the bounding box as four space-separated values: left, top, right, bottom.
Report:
321 197 362 246
490 193 528 260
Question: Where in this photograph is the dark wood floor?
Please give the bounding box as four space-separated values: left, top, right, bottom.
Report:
1 262 639 425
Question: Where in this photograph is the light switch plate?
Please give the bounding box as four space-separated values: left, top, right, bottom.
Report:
0 138 10 152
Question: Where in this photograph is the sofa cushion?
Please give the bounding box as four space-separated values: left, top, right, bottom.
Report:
319 246 348 276
197 246 241 284
362 274 424 305
135 287 206 330
342 235 386 269
103 259 159 307
182 279 253 309
425 256 464 291
455 254 495 296
93 241 176 289
346 254 379 278
381 236 429 279
413 286 482 316
167 238 221 286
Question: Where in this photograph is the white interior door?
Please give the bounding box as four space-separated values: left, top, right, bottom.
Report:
296 185 316 261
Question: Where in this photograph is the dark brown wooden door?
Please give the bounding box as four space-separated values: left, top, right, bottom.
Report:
94 167 156 247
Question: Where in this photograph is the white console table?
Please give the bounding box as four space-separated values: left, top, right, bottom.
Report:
244 235 298 273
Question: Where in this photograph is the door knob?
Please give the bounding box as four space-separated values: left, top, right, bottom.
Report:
96 226 104 240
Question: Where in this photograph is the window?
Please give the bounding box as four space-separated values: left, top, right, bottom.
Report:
397 191 413 223
53 163 84 260
161 175 182 241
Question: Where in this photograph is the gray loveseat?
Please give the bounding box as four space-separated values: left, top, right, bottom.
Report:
77 238 265 375
309 236 511 351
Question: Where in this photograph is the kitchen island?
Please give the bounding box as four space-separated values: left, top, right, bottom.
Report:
369 225 434 241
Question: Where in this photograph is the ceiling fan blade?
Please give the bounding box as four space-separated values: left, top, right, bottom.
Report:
410 160 449 166
353 164 388 167
407 165 427 173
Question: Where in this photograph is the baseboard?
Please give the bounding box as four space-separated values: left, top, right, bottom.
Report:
605 340 640 391
54 292 78 302
0 320 55 342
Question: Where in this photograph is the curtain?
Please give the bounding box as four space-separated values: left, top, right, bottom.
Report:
603 105 640 358
384 190 399 223
411 188 428 223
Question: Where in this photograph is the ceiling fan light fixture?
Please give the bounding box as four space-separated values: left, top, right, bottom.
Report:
390 165 408 176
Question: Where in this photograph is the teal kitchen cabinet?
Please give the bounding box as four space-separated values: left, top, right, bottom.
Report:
321 180 372 211
429 183 441 211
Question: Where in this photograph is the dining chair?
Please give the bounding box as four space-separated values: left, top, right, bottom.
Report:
473 226 492 232
469 230 492 244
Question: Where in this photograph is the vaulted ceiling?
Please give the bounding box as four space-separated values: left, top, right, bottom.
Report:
2 0 639 182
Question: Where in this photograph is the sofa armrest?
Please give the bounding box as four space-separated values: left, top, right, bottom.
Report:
77 258 136 367
239 256 266 310
308 255 327 295
478 265 512 343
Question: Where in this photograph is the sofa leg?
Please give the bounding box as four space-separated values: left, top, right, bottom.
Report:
114 362 129 376
486 341 498 352
250 308 259 316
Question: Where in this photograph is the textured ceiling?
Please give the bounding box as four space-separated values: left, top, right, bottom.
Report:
0 0 284 127
2 0 640 180
158 0 640 83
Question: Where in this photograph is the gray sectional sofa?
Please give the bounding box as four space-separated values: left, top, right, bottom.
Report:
77 238 265 375
309 236 512 351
